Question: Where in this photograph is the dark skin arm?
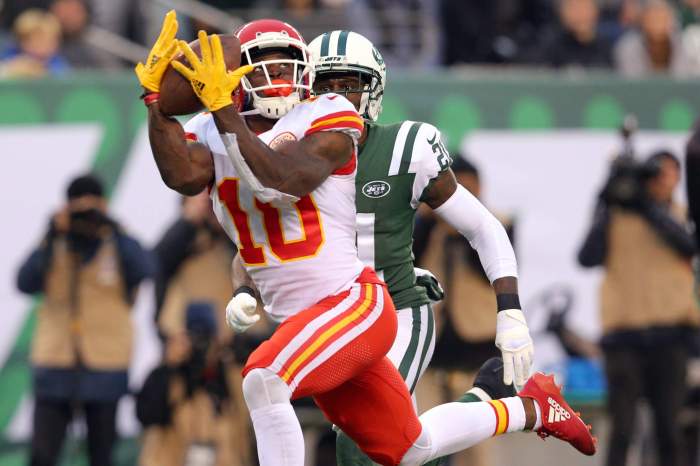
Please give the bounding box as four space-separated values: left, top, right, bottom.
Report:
421 168 519 299
212 105 353 198
231 253 257 296
147 102 214 195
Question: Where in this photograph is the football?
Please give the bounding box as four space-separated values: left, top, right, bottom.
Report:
158 34 242 116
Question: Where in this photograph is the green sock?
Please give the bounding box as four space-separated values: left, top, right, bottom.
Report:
456 391 484 403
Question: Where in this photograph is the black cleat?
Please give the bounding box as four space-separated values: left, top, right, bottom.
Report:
473 357 517 399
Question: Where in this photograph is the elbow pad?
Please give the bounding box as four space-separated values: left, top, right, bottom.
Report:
221 132 299 206
433 185 518 282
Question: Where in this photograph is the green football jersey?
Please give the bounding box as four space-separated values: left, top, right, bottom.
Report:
355 121 452 310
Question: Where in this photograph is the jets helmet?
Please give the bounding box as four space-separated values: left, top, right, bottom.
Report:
308 31 386 121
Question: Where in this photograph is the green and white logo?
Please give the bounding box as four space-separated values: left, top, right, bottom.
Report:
372 47 385 67
362 180 390 198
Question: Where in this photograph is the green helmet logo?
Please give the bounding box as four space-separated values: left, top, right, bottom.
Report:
372 47 384 67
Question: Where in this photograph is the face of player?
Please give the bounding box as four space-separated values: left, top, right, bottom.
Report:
247 50 296 91
313 74 363 112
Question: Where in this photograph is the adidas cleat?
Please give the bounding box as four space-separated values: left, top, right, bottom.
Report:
519 372 597 456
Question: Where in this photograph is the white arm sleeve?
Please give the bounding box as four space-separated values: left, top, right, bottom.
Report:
433 185 518 282
220 132 300 206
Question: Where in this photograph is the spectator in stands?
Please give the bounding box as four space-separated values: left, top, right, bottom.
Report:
615 0 691 76
440 0 556 65
439 0 500 64
0 0 51 29
412 157 514 466
578 150 698 466
137 303 246 466
0 9 68 77
16 174 152 466
49 0 115 68
533 0 613 68
152 191 254 466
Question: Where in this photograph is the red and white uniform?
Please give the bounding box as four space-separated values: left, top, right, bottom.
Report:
184 94 365 321
184 94 421 465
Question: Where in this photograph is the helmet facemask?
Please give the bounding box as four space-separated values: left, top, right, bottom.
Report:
239 34 314 119
313 66 383 121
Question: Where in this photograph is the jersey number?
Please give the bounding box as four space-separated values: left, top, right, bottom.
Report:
428 132 451 171
218 179 324 265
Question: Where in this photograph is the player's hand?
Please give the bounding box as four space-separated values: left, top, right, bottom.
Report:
495 309 534 390
226 292 259 333
172 31 254 112
134 10 179 93
414 267 445 302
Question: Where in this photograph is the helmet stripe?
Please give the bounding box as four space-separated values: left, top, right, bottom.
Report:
320 32 331 57
337 30 349 55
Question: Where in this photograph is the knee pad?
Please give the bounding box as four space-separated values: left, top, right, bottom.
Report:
242 368 292 411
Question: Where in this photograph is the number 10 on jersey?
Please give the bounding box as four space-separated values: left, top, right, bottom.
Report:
218 179 324 265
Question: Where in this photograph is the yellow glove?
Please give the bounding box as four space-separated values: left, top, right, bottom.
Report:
134 10 179 93
172 30 255 112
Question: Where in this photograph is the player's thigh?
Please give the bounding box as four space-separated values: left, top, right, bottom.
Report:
385 303 436 393
244 280 397 399
314 357 422 466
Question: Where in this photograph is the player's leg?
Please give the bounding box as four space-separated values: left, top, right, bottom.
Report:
318 354 537 466
422 357 517 466
241 274 396 466
316 357 424 466
400 372 596 465
322 352 595 466
389 304 436 393
336 304 436 466
336 355 515 466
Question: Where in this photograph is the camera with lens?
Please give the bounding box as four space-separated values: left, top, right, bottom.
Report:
180 303 229 404
600 115 660 209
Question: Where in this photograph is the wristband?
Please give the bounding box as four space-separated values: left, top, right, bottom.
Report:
497 293 521 312
141 92 160 106
234 286 255 297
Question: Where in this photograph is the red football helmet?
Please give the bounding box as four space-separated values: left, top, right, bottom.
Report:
233 19 313 119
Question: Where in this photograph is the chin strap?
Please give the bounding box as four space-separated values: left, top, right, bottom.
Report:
253 94 300 119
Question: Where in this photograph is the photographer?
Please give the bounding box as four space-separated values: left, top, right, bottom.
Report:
578 150 698 466
137 303 241 466
16 174 152 466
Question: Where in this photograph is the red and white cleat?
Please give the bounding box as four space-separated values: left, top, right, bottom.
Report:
519 372 597 456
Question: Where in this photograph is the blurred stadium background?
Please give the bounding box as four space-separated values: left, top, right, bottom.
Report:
2 0 700 465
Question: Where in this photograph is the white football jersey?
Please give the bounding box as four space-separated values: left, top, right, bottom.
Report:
184 94 365 321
